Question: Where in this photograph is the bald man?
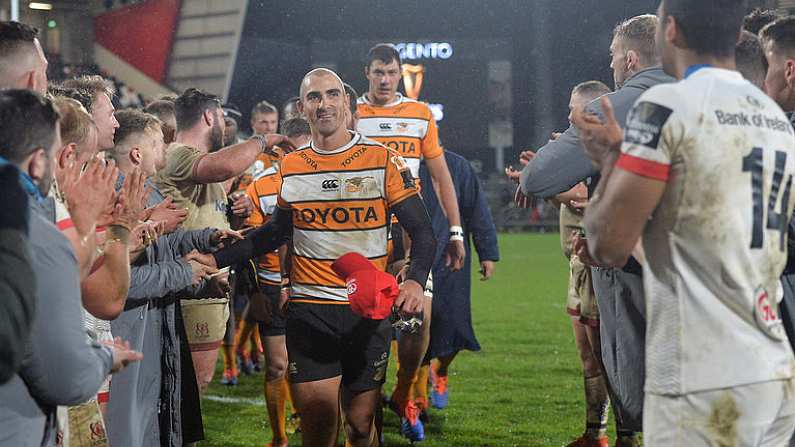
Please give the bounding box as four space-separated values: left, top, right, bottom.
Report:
197 69 436 447
0 21 48 93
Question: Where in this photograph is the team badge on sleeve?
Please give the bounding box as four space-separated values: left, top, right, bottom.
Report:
391 154 410 171
391 154 416 189
624 101 673 150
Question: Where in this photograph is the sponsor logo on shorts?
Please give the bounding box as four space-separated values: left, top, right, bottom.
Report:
288 362 298 376
373 352 389 381
195 322 210 339
90 420 106 440
379 123 392 131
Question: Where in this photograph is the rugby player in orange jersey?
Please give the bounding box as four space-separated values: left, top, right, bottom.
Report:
198 68 436 447
356 43 463 440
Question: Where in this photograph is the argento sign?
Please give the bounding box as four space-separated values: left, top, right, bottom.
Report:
395 42 453 60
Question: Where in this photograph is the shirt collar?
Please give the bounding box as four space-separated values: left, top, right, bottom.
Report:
361 92 404 108
684 64 712 79
0 155 44 202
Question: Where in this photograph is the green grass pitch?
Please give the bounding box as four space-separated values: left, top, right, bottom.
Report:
200 233 614 446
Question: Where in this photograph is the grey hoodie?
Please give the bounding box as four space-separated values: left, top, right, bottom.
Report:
0 199 113 447
107 227 215 447
520 66 675 198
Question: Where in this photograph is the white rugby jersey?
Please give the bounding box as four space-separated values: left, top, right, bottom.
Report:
616 67 795 395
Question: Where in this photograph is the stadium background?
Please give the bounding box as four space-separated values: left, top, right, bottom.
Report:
1 0 785 230
0 1 788 444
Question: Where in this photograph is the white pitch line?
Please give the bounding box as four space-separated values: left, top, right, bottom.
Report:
204 394 265 406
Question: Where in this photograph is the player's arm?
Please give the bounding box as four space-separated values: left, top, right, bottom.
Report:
573 96 676 267
210 206 293 269
192 135 291 184
244 182 265 229
584 158 665 267
520 127 598 199
392 195 437 313
423 117 465 270
386 149 437 313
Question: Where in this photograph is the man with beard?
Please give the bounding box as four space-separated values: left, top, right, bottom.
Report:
154 88 292 401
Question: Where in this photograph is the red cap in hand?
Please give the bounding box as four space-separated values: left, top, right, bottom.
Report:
332 252 398 320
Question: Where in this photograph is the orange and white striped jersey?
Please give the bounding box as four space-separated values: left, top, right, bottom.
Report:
277 132 418 304
357 93 443 181
245 155 282 286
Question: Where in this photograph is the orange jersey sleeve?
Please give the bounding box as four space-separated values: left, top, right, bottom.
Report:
385 149 419 208
244 181 265 227
421 112 443 160
275 166 291 211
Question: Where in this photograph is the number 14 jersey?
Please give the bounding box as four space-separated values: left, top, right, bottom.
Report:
616 67 795 395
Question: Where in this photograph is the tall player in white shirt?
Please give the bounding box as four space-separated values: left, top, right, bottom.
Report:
571 0 795 445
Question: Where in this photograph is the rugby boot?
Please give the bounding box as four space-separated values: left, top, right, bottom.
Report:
400 400 425 442
219 369 238 386
238 351 255 376
415 397 430 424
430 374 448 409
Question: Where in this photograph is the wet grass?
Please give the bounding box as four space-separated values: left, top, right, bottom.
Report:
202 234 612 446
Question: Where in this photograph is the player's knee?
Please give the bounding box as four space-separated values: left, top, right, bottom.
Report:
265 357 287 381
344 415 374 441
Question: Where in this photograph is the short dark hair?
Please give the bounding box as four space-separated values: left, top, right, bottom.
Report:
760 16 795 58
144 99 175 121
0 89 59 164
343 83 359 113
744 8 781 35
174 88 221 131
251 100 277 117
572 80 611 100
662 0 747 57
366 43 401 70
114 109 161 147
736 30 766 88
0 21 38 60
281 117 311 138
613 15 660 65
61 75 114 104
48 85 94 112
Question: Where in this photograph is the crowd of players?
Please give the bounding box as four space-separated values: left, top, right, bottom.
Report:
3 0 795 446
0 10 499 447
